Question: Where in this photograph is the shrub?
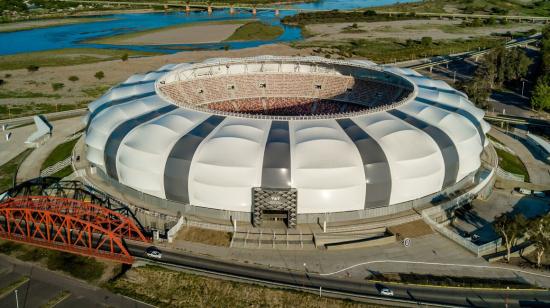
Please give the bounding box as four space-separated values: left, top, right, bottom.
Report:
94 71 105 80
4 74 11 78
27 65 39 72
121 53 129 61
0 79 4 86
51 83 64 91
68 75 79 82
46 251 105 282
421 36 432 46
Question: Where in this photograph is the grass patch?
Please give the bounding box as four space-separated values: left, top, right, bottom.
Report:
176 227 231 247
293 36 505 63
50 165 74 179
369 272 535 289
106 265 366 307
0 148 32 193
41 138 79 170
495 148 530 181
0 89 60 99
373 0 550 17
41 290 71 308
82 84 112 98
0 101 89 120
46 251 105 282
0 241 24 254
0 48 161 71
0 276 29 297
87 19 253 44
225 21 284 41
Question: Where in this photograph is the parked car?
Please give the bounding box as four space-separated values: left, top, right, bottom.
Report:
145 246 162 259
379 287 394 296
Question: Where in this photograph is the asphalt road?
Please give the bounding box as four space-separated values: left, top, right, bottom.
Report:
128 243 550 307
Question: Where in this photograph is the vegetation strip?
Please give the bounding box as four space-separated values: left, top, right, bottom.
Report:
0 148 33 193
0 276 30 299
225 21 284 41
40 290 71 308
0 48 161 71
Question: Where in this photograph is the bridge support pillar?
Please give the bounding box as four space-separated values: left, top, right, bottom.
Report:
164 4 168 10
185 4 190 12
275 9 279 16
252 7 257 15
230 5 235 15
429 66 433 73
207 5 212 15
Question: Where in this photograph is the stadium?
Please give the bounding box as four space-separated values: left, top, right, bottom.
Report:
84 56 491 228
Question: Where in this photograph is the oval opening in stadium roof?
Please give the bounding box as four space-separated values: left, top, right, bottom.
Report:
155 56 418 120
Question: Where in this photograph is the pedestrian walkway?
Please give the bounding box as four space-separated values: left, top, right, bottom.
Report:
489 127 550 186
16 117 83 182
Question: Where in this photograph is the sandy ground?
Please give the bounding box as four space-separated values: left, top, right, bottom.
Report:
105 21 248 45
0 17 112 33
0 44 313 107
306 19 542 41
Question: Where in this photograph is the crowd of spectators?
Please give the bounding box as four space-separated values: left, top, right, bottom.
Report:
159 72 411 116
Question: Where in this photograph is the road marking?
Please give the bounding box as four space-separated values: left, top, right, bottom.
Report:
319 260 550 280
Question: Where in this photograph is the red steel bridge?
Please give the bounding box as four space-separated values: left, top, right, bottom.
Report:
0 179 151 264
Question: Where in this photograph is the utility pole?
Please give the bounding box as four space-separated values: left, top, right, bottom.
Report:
521 80 525 97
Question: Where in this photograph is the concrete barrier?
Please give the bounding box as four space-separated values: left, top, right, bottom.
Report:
325 234 397 250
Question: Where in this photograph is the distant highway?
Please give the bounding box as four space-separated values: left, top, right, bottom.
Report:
127 242 550 307
408 34 541 70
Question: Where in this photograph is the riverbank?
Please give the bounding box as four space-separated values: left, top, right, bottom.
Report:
0 17 115 33
87 19 255 45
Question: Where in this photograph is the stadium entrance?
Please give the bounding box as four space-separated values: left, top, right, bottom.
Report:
252 188 297 228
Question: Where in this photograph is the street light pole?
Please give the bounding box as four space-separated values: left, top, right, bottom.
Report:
521 80 525 97
15 289 19 308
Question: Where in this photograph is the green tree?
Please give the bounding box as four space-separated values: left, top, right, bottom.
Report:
68 76 79 82
94 71 105 80
421 36 432 47
121 53 129 62
531 77 550 111
493 213 528 262
527 215 550 267
462 64 492 108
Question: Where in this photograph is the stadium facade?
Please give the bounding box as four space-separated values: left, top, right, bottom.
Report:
84 56 490 227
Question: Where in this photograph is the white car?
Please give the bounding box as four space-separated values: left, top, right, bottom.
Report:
379 288 394 296
145 247 162 259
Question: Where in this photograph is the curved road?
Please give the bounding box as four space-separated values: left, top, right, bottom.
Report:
127 243 550 307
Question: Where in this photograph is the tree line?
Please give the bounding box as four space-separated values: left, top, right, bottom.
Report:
530 25 550 111
461 46 531 109
493 211 550 266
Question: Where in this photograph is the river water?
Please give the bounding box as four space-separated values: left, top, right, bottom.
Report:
0 0 417 56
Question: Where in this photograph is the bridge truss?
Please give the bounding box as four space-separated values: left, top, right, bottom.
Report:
0 194 149 264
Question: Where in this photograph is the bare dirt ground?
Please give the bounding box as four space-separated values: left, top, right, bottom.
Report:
0 44 313 107
306 19 541 42
102 21 249 45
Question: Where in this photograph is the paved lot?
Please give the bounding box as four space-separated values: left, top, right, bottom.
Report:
0 255 152 308
452 189 550 243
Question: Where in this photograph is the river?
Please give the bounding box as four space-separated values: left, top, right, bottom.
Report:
0 0 418 56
